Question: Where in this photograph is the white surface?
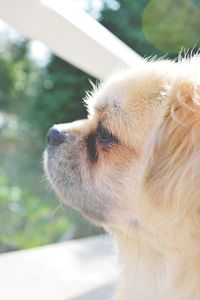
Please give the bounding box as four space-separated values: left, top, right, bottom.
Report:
0 0 142 79
0 235 119 300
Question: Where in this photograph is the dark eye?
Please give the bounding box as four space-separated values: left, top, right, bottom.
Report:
96 125 117 145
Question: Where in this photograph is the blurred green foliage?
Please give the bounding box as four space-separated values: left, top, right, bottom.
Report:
0 175 70 252
0 0 199 252
0 30 100 253
99 0 200 57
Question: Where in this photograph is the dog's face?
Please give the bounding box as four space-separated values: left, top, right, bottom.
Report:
44 58 200 232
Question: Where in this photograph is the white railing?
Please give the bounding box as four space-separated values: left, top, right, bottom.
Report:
0 0 142 79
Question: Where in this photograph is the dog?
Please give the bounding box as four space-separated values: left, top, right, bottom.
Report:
44 56 200 300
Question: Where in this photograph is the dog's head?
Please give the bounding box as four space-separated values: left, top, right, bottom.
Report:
44 57 200 233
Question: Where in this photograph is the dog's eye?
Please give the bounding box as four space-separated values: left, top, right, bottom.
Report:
96 126 117 145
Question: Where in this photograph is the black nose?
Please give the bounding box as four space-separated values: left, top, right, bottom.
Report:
47 127 65 146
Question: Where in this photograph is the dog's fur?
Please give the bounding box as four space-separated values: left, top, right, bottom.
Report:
44 56 200 300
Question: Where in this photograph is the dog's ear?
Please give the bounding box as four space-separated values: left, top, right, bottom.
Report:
143 78 200 211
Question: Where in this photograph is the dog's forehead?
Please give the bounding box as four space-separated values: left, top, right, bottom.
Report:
88 76 128 115
88 72 140 118
88 63 172 117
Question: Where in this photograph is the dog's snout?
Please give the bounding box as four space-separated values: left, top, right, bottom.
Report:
47 127 65 146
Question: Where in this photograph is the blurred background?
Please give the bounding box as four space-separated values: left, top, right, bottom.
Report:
0 0 200 253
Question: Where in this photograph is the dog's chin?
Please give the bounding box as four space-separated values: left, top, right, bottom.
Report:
44 153 107 225
45 172 128 229
79 208 107 226
50 185 137 231
44 148 137 230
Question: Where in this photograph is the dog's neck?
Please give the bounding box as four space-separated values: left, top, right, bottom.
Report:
112 220 200 300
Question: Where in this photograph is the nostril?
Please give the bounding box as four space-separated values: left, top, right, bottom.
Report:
47 127 65 146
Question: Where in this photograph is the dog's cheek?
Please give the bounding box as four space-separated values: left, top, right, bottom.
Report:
99 143 137 167
94 145 138 209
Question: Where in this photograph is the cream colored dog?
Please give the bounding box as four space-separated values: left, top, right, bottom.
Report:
44 57 200 300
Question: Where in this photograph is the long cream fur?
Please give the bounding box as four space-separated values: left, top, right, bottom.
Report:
45 56 200 300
